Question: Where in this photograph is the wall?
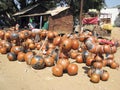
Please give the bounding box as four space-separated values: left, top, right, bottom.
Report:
48 10 73 34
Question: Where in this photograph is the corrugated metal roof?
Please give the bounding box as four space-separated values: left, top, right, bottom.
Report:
19 6 70 17
13 4 39 16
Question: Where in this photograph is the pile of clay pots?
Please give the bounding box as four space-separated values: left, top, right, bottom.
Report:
0 28 119 83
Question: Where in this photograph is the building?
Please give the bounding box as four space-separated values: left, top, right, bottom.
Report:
13 4 73 34
100 8 119 25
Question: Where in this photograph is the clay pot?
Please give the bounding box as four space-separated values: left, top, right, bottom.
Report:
78 47 82 53
88 68 102 77
99 45 105 54
10 46 24 55
104 45 111 53
17 52 25 62
90 73 100 83
26 39 34 45
19 32 25 40
71 39 79 50
107 59 114 66
106 54 114 59
24 52 34 65
7 52 17 61
86 57 94 66
88 44 97 54
79 33 88 42
4 42 12 52
111 46 117 54
46 49 53 55
67 63 78 76
0 40 6 46
29 43 35 50
57 59 70 71
52 64 63 77
70 51 78 59
94 45 101 54
95 55 103 62
93 61 103 69
87 68 94 77
110 61 119 69
102 59 108 67
53 31 58 37
47 31 55 39
59 51 69 59
40 30 47 39
48 43 55 49
0 47 7 54
23 30 30 39
30 55 45 69
0 30 5 39
4 31 11 40
61 38 72 51
36 44 41 50
44 56 55 67
76 54 83 63
100 70 109 81
10 32 19 40
53 36 61 46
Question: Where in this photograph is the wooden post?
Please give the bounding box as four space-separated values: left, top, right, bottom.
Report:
80 0 84 32
39 16 42 29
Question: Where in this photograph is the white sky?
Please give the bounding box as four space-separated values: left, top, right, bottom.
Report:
105 0 120 7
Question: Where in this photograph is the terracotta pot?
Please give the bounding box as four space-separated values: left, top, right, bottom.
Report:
102 59 108 67
47 31 55 39
67 63 78 76
30 55 45 69
52 64 63 77
24 52 34 65
76 54 83 63
110 61 119 69
0 47 7 54
57 59 70 71
10 32 19 40
17 52 25 62
70 51 78 59
90 73 100 83
93 61 103 69
0 30 5 40
44 56 55 67
53 36 61 46
61 38 72 51
7 52 17 61
100 70 109 81
111 46 117 54
71 39 79 50
103 45 111 53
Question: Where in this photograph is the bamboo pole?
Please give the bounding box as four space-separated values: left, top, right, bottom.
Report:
80 0 84 32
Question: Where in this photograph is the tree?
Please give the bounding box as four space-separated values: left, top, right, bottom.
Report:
0 0 18 26
0 0 106 27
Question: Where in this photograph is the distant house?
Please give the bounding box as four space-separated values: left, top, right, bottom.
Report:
13 4 74 34
100 8 119 25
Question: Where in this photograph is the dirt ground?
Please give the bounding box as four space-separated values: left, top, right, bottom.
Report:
0 27 120 90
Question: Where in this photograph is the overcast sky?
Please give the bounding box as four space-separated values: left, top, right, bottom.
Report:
105 0 120 7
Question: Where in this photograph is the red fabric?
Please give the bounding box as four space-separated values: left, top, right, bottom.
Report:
82 17 98 24
99 39 115 46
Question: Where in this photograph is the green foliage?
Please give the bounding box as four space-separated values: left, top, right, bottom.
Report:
0 0 106 26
